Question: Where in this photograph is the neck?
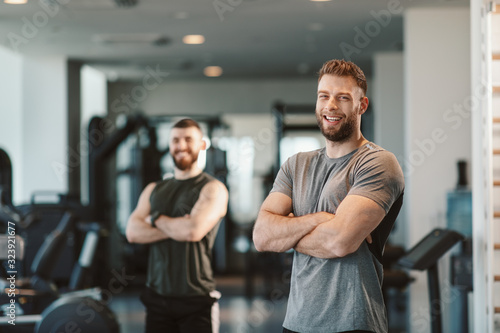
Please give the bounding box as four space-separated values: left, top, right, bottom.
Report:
324 133 368 159
174 165 203 180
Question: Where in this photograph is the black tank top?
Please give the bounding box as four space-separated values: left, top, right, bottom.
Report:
146 172 220 296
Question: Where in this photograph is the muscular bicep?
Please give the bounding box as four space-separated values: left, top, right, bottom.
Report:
126 182 169 244
189 180 228 238
259 192 293 216
295 194 386 258
254 191 328 253
129 182 156 220
334 194 386 243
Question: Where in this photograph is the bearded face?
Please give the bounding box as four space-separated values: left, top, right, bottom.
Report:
316 109 359 143
172 148 199 170
315 75 367 144
169 127 205 171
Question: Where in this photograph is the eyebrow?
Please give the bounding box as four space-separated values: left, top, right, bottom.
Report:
317 90 354 96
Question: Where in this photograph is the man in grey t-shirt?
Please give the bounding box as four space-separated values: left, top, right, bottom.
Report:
253 59 404 333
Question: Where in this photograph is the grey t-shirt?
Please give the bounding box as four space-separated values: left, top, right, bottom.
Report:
272 143 404 333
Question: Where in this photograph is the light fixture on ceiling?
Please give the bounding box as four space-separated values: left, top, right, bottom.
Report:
4 0 28 4
204 66 223 77
183 35 205 45
309 0 331 2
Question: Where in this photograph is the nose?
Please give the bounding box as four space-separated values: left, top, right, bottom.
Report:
176 139 187 151
326 97 338 111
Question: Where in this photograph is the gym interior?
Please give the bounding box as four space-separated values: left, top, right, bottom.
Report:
0 0 499 332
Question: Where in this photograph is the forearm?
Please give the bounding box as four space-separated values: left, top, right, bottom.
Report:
253 211 330 253
294 219 372 259
154 180 228 242
155 215 196 242
294 222 342 259
126 216 169 244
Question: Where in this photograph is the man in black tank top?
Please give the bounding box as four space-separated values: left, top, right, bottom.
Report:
126 119 228 333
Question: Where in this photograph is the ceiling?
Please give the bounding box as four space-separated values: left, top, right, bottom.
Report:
0 0 467 81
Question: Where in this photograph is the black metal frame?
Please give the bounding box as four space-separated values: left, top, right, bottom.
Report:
398 228 465 333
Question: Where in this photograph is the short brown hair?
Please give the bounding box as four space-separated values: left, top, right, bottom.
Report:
172 118 202 132
318 59 367 96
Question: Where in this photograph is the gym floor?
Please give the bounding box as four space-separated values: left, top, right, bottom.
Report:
107 275 407 333
108 275 287 333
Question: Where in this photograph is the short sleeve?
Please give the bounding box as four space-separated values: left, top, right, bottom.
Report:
348 150 404 213
270 155 295 198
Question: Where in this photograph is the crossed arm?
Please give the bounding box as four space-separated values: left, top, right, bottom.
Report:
252 192 386 259
126 180 228 244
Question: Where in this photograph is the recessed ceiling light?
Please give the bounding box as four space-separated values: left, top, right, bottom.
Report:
204 66 223 77
183 35 205 45
309 0 331 2
4 0 27 4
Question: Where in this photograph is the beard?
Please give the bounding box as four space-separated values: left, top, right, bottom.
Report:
172 150 199 170
316 111 358 143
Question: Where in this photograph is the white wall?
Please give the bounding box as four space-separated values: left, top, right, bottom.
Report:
373 51 405 245
0 52 68 204
81 65 107 126
81 65 108 204
404 7 471 333
0 46 23 204
21 55 68 203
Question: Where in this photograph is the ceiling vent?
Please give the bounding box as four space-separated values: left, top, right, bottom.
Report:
114 0 138 8
92 33 169 46
59 0 138 10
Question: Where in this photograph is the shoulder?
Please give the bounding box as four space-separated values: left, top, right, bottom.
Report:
198 179 228 207
138 181 159 203
354 143 404 185
143 181 159 194
356 143 400 166
201 174 228 195
352 143 404 180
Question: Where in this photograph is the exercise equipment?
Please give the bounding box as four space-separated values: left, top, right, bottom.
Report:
272 102 318 177
0 148 12 212
88 113 150 223
35 295 119 333
0 148 119 332
0 213 119 332
398 228 465 333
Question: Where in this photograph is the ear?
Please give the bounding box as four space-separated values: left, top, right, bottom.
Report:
359 96 369 115
200 139 207 151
